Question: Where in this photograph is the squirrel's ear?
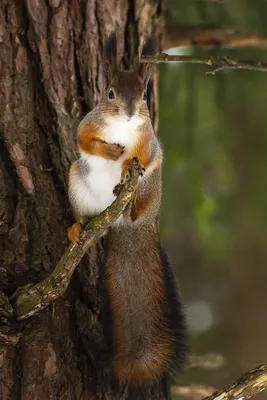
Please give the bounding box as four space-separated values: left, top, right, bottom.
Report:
138 37 157 86
104 32 118 83
138 63 151 87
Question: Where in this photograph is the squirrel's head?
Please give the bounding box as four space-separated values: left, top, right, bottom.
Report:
102 33 155 123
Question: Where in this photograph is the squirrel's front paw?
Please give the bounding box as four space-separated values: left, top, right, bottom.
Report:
113 183 123 197
68 221 83 244
109 143 124 159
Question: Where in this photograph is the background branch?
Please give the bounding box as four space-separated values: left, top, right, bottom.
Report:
172 360 267 400
11 158 140 321
141 54 267 74
203 361 267 400
171 384 216 399
165 24 267 50
188 353 225 369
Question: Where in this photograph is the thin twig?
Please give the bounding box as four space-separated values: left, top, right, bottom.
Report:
171 384 216 399
141 54 267 74
11 158 140 321
165 25 267 50
188 353 225 369
203 361 267 400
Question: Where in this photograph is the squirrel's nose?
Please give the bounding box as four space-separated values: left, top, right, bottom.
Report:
126 105 136 119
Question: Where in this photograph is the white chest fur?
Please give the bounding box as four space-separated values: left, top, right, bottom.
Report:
78 116 143 216
103 115 143 147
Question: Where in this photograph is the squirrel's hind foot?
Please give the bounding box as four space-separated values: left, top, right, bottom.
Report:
68 221 83 244
68 220 86 244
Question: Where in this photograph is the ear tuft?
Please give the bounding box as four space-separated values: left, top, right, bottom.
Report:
139 36 157 86
104 32 118 83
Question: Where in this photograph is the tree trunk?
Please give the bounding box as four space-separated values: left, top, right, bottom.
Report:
0 1 167 399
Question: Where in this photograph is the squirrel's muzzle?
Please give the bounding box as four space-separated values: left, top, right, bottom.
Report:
125 105 137 119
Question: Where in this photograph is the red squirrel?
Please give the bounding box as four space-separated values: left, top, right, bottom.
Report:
68 33 187 387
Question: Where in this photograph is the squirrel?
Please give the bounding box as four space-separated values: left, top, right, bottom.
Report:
68 33 187 387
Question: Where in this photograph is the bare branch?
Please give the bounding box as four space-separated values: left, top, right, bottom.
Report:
188 353 225 369
165 25 267 50
171 384 216 399
141 54 267 74
203 361 267 400
11 158 140 321
174 360 267 400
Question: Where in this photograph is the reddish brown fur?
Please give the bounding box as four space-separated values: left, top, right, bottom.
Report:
68 33 187 387
120 132 153 182
105 222 177 385
132 187 154 220
68 221 83 243
120 158 132 182
104 152 182 385
134 131 153 169
68 216 89 243
79 124 123 160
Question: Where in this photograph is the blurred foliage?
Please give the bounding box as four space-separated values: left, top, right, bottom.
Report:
159 0 267 396
168 0 267 33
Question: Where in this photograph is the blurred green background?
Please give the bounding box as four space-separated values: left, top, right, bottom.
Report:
159 0 267 398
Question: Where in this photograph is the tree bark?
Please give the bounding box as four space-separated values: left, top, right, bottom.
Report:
0 1 165 399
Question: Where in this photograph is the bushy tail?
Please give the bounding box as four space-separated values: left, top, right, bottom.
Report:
113 344 173 386
105 232 188 388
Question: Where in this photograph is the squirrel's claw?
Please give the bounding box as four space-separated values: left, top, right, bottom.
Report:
139 167 145 177
113 183 123 197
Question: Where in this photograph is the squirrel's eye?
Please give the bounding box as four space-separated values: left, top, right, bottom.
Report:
143 91 148 101
108 90 115 100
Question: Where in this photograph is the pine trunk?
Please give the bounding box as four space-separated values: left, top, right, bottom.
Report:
0 1 168 399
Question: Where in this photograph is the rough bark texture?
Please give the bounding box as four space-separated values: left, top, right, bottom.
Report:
0 1 165 399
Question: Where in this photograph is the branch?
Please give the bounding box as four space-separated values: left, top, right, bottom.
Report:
171 384 215 399
203 361 267 400
165 25 267 50
141 54 267 74
188 353 225 369
11 158 140 321
173 360 267 400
